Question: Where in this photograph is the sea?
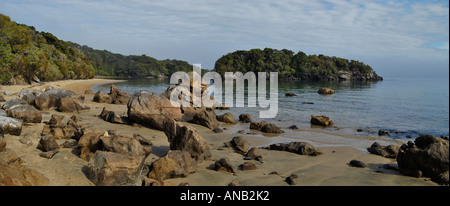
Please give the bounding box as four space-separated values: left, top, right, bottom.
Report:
92 77 449 151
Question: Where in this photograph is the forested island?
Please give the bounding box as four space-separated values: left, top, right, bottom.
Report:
1 14 382 85
214 48 383 81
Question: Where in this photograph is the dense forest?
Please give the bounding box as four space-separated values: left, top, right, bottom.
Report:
214 48 383 81
0 14 194 85
0 14 95 84
70 42 194 78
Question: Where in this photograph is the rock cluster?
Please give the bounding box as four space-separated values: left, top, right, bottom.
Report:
396 135 449 184
93 85 131 105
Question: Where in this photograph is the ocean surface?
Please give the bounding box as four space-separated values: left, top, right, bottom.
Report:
92 77 449 150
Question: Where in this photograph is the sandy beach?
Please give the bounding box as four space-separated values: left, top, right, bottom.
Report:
0 78 440 186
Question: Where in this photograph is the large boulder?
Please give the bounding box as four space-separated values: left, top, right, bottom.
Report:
310 115 333 127
77 129 104 161
34 93 52 110
266 142 321 156
100 135 146 157
56 98 90 113
318 88 335 95
127 91 182 131
1 98 27 110
367 142 400 159
109 85 131 104
217 112 237 124
0 116 23 136
228 136 249 154
250 120 284 133
99 107 128 124
239 114 252 123
6 104 42 123
0 150 49 186
87 150 146 186
191 110 219 130
93 91 112 104
147 150 197 180
163 118 211 162
36 136 60 152
93 85 130 105
397 135 449 184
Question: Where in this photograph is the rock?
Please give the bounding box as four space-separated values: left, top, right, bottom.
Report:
216 112 237 124
0 109 6 117
285 174 297 185
310 115 333 126
39 150 60 159
127 91 182 131
349 160 366 168
61 140 78 148
0 94 5 102
230 136 249 154
266 142 321 156
36 136 59 152
0 152 49 186
191 110 219 130
213 127 223 133
18 138 33 146
288 125 299 129
239 114 252 123
0 137 5 152
34 93 52 110
84 89 95 95
302 102 314 104
48 114 66 128
109 85 131 104
318 88 335 95
244 147 263 162
93 91 112 104
93 85 131 105
45 88 78 100
239 162 257 171
228 179 241 186
77 129 104 161
163 118 211 162
378 130 390 136
1 98 27 110
6 104 42 123
147 150 197 180
285 92 297 96
99 107 128 124
250 120 284 133
100 135 146 157
87 150 146 186
142 178 176 186
56 98 90 113
397 135 449 184
0 116 23 136
367 142 400 159
133 134 152 156
214 158 236 173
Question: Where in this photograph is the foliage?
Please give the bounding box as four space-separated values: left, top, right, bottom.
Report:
0 14 94 84
214 48 378 80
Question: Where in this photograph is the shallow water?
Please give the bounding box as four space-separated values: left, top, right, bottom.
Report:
92 77 449 150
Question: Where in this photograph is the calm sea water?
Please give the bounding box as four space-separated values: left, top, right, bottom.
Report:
92 77 449 149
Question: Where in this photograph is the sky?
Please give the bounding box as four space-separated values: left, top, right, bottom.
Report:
0 0 448 78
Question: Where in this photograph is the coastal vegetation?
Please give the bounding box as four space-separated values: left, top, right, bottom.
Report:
213 48 383 81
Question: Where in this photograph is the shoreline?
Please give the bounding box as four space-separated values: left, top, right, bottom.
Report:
0 79 441 186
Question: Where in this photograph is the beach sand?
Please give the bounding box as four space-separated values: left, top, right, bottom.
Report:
0 79 439 186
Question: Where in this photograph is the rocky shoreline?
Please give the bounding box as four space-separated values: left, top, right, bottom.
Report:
0 79 448 186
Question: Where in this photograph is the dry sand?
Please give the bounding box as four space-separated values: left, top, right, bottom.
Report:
0 79 439 186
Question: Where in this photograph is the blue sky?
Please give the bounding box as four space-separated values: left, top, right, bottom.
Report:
0 0 448 78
